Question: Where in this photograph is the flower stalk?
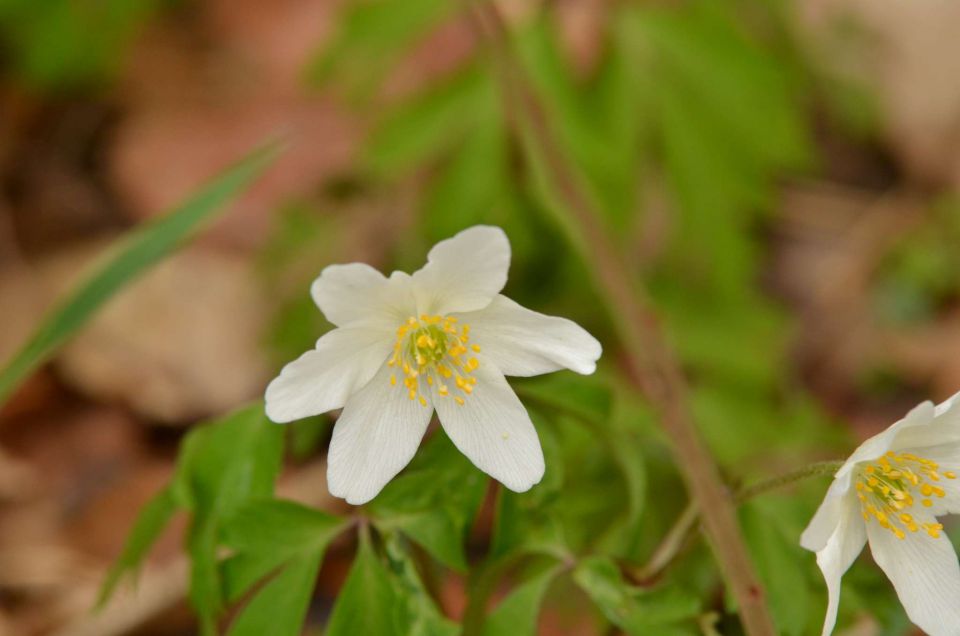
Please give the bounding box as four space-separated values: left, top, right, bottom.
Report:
466 2 776 633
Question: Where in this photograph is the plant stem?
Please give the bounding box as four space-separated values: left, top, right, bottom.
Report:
631 460 844 581
466 3 776 634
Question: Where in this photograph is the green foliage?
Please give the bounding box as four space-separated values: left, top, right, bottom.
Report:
0 141 284 406
98 486 177 605
573 556 700 635
326 531 405 636
370 433 487 571
224 500 345 636
0 0 158 90
307 0 455 101
481 565 560 636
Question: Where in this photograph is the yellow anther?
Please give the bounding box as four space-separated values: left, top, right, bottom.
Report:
418 395 427 407
390 374 397 386
454 396 465 406
946 471 957 479
426 376 434 386
408 389 417 400
439 385 449 396
472 344 481 352
923 499 933 507
416 334 431 348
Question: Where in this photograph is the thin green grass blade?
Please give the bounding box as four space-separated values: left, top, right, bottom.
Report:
0 140 284 406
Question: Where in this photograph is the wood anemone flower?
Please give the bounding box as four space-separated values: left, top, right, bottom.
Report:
264 225 602 504
802 392 960 636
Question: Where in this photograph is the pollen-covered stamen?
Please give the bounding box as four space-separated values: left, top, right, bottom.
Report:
855 451 956 539
386 314 480 407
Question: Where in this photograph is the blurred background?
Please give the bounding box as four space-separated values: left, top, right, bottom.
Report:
1 0 960 634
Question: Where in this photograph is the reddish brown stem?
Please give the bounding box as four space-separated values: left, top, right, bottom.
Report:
467 3 776 634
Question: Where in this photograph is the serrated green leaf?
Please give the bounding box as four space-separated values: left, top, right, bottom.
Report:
227 551 323 636
0 141 283 406
481 566 559 636
98 486 177 606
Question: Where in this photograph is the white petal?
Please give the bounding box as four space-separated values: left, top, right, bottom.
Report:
311 263 415 327
812 498 866 636
457 295 602 377
935 389 960 416
800 475 852 552
326 364 433 505
412 225 510 316
895 397 960 451
265 326 393 424
866 514 960 636
432 359 544 492
836 401 936 480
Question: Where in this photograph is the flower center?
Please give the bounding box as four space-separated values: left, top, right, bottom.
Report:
855 451 956 540
387 315 481 407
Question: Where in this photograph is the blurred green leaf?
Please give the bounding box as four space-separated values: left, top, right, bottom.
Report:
307 0 454 100
98 486 177 606
481 565 559 636
370 434 487 571
365 66 497 178
573 557 699 636
0 141 283 406
0 0 158 89
741 500 813 636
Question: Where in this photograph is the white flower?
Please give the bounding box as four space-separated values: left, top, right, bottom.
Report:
801 391 960 636
264 225 602 505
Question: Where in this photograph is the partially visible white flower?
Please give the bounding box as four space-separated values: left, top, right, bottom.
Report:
264 226 602 504
801 391 960 636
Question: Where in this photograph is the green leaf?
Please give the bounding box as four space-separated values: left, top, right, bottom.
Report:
98 486 177 606
573 557 699 636
381 532 461 636
513 373 613 426
227 551 323 636
221 500 344 605
223 498 345 560
370 434 486 571
741 500 813 636
0 141 283 406
172 404 286 631
327 532 403 636
491 417 567 559
481 566 559 636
